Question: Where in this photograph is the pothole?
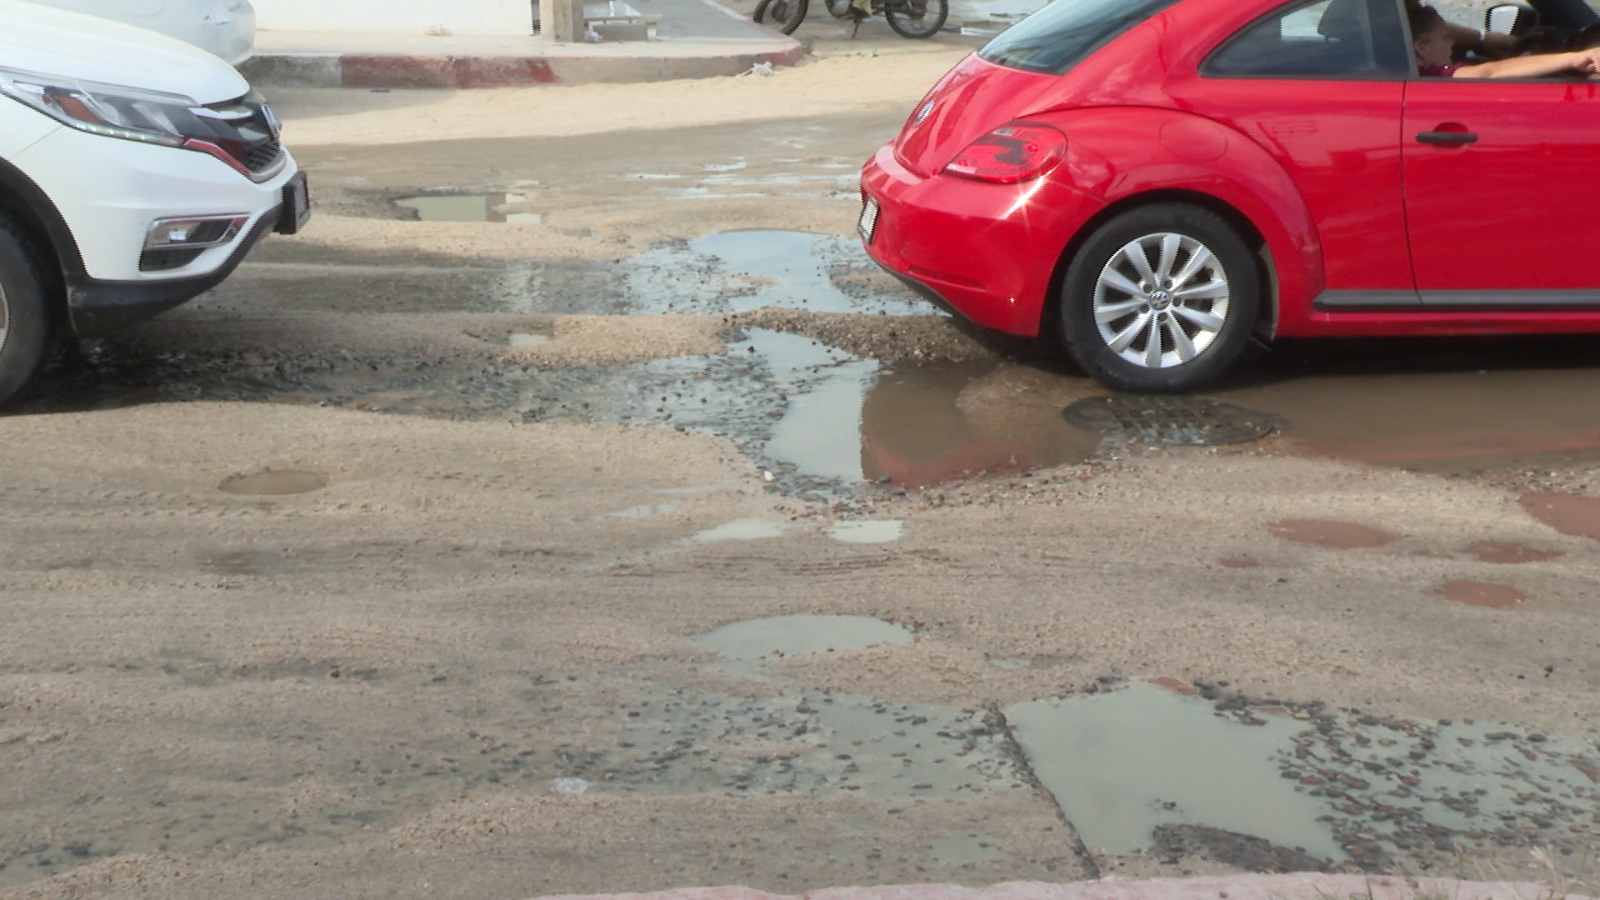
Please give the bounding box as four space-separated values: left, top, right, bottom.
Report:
1063 395 1281 446
1006 679 1600 872
393 192 543 224
691 614 914 663
863 362 1102 487
625 230 926 316
218 470 328 495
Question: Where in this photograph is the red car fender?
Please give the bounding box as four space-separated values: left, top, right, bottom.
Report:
1035 107 1324 336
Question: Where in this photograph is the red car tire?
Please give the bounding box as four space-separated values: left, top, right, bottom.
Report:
1059 203 1259 393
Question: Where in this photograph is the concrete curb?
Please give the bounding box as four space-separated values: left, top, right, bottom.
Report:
532 876 1593 900
241 43 805 87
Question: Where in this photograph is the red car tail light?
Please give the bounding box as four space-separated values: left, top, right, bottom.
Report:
944 123 1066 184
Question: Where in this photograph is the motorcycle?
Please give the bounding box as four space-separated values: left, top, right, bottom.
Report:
753 0 948 39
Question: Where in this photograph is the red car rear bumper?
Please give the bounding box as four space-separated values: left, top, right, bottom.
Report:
858 143 1105 338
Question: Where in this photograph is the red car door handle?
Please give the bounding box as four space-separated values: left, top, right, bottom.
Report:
1416 130 1478 145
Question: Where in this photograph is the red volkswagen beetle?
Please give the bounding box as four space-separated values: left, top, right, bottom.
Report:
859 0 1600 392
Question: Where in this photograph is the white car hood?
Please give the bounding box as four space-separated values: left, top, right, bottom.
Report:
0 0 249 103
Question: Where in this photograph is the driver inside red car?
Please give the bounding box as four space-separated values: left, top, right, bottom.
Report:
1404 0 1517 57
1411 1 1600 76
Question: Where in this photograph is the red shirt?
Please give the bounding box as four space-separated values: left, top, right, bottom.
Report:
1420 62 1462 76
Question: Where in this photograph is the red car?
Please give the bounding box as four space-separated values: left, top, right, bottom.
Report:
859 0 1600 392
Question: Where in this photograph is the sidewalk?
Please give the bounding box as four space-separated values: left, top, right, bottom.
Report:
239 0 804 88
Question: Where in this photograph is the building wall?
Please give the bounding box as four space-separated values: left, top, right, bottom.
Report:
253 0 532 35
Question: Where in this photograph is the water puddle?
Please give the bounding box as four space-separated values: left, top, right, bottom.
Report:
862 362 1103 487
1006 680 1600 870
691 614 914 662
1009 683 1343 860
641 617 1012 801
1268 519 1400 549
755 330 876 482
1222 351 1600 475
393 193 543 224
625 230 927 316
929 831 1007 865
1518 492 1600 541
687 517 789 543
608 502 678 519
218 470 327 496
826 520 903 544
58 229 1600 498
1433 579 1530 608
1463 540 1563 564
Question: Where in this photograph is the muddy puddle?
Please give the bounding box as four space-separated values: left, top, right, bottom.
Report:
1224 342 1600 475
46 325 1600 498
28 225 1600 497
1013 679 1599 871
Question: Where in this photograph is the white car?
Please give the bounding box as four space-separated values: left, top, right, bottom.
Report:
0 0 305 405
21 0 256 66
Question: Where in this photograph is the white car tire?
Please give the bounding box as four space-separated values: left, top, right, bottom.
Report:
0 217 55 406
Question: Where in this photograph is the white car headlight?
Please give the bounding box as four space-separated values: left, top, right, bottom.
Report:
0 66 202 148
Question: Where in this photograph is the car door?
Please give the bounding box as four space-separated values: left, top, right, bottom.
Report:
1198 0 1414 308
1404 77 1600 304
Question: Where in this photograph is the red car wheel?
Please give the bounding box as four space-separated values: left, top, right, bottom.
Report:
1060 203 1259 394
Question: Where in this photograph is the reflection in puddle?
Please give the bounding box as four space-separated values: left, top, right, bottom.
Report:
394 193 543 224
218 470 327 496
864 363 1102 487
754 329 876 482
1006 681 1600 869
691 614 914 662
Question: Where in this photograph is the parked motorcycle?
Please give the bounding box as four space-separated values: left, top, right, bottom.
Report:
754 0 948 39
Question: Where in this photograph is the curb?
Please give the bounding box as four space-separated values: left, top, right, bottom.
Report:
240 42 806 88
531 875 1595 900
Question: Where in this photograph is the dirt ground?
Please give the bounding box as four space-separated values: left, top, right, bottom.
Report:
2 27 1598 900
